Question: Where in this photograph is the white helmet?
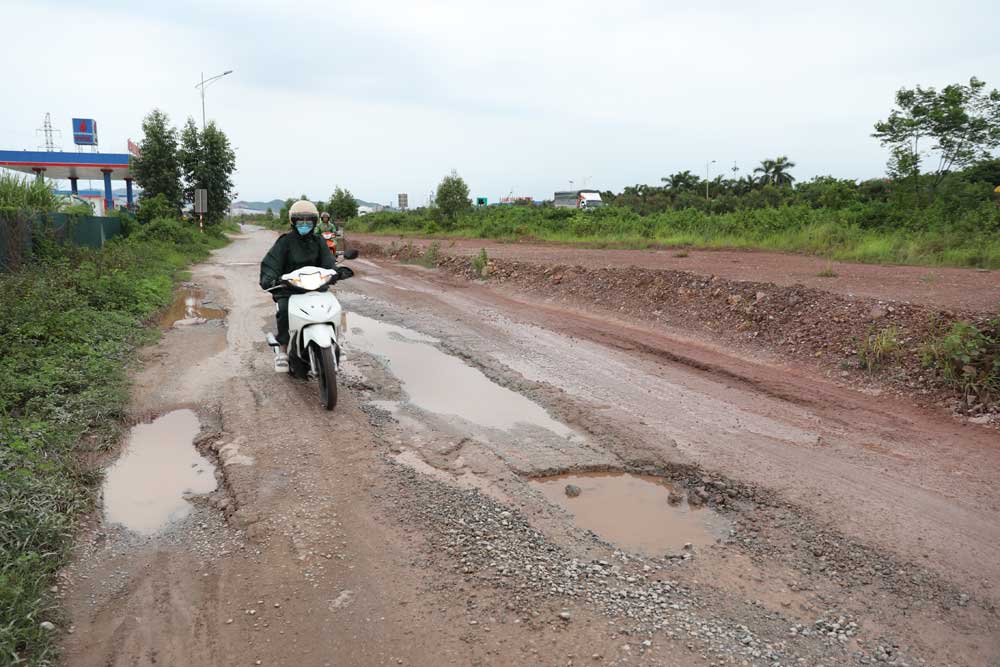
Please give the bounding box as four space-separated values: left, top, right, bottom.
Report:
289 200 319 227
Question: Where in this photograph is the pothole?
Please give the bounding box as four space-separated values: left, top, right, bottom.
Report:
159 287 226 327
102 409 218 535
531 472 731 556
347 313 578 439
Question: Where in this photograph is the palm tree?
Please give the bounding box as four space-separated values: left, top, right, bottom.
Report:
660 170 700 190
753 156 797 187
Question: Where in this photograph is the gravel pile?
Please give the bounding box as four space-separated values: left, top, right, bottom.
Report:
385 460 915 666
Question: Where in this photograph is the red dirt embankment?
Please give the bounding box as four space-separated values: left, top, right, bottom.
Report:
351 233 1000 313
354 238 999 417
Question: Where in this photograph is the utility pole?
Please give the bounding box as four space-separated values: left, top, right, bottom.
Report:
705 160 716 200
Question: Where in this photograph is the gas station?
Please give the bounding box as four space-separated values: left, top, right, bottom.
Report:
0 118 134 216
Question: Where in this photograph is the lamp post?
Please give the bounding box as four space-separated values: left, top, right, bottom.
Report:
705 160 716 200
195 70 234 130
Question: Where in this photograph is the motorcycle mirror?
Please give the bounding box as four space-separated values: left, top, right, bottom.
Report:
343 249 359 260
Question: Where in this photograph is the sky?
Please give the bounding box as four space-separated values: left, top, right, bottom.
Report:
2 0 998 204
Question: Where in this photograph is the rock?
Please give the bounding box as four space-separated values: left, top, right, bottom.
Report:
667 490 683 505
869 306 887 320
39 621 56 631
559 611 572 621
755 291 766 303
564 484 582 498
687 493 704 507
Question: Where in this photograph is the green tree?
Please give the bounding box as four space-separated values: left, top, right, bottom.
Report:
660 170 700 190
329 187 358 220
265 207 274 218
435 170 471 224
753 156 796 187
874 77 1000 194
178 117 201 208
131 109 182 211
198 121 237 224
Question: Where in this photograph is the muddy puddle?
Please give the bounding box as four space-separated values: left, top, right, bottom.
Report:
159 288 226 327
102 409 217 535
532 472 730 556
348 313 577 438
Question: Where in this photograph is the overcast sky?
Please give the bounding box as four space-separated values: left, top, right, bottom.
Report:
2 0 997 204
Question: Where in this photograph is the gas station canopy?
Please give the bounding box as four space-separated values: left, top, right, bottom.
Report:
0 150 131 180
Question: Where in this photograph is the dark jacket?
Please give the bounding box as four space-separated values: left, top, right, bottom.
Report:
259 232 336 292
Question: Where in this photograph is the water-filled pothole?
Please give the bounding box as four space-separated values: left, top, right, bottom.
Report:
102 409 217 535
532 472 730 556
347 313 577 438
160 288 226 327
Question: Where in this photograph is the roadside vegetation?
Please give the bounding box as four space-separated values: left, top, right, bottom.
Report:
357 78 1000 269
1 111 235 663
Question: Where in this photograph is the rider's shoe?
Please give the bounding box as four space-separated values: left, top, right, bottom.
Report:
274 352 289 372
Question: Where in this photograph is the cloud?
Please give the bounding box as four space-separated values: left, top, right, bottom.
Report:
3 0 997 201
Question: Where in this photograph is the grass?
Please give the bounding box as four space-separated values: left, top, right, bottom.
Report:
0 217 228 665
471 248 489 277
858 325 901 373
352 204 1000 269
922 316 1000 408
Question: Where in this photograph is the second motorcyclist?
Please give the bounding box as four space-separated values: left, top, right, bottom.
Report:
259 200 336 371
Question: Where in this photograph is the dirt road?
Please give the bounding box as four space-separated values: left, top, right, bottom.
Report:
352 233 1000 313
60 227 999 666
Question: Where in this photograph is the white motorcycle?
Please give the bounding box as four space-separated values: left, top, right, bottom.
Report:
265 249 358 410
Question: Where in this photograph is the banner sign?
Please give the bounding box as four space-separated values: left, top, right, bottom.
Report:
72 118 98 146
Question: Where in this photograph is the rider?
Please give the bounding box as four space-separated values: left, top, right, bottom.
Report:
259 200 336 371
317 211 336 234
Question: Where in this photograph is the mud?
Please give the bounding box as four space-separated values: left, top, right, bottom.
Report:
101 409 217 535
159 287 226 327
532 472 731 556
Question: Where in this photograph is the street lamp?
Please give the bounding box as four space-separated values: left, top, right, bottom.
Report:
195 70 234 130
705 159 716 200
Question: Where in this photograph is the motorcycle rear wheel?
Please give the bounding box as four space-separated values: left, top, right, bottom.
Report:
314 343 338 410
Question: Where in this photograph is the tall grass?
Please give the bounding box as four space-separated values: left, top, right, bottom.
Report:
352 203 1000 269
0 172 60 212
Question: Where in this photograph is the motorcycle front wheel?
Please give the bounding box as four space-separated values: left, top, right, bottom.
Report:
313 343 338 410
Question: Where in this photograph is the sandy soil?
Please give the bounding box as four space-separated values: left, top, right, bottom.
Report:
58 227 999 666
351 233 1000 313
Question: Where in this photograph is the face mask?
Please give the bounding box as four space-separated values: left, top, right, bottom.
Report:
295 223 314 236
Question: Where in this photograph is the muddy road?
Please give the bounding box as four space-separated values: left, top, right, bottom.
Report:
60 226 999 666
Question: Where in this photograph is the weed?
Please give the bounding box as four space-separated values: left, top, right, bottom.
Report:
922 316 1000 408
415 241 440 268
673 250 690 258
471 248 489 277
817 262 838 278
858 325 901 372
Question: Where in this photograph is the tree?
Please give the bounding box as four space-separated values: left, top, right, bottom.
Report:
265 207 274 218
435 170 470 223
873 77 1000 193
660 170 700 190
753 156 796 187
178 117 201 208
131 109 182 211
329 187 358 220
198 121 236 224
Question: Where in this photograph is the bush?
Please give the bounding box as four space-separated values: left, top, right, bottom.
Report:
136 193 177 225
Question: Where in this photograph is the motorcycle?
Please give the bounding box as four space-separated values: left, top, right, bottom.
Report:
320 230 337 254
265 249 359 410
